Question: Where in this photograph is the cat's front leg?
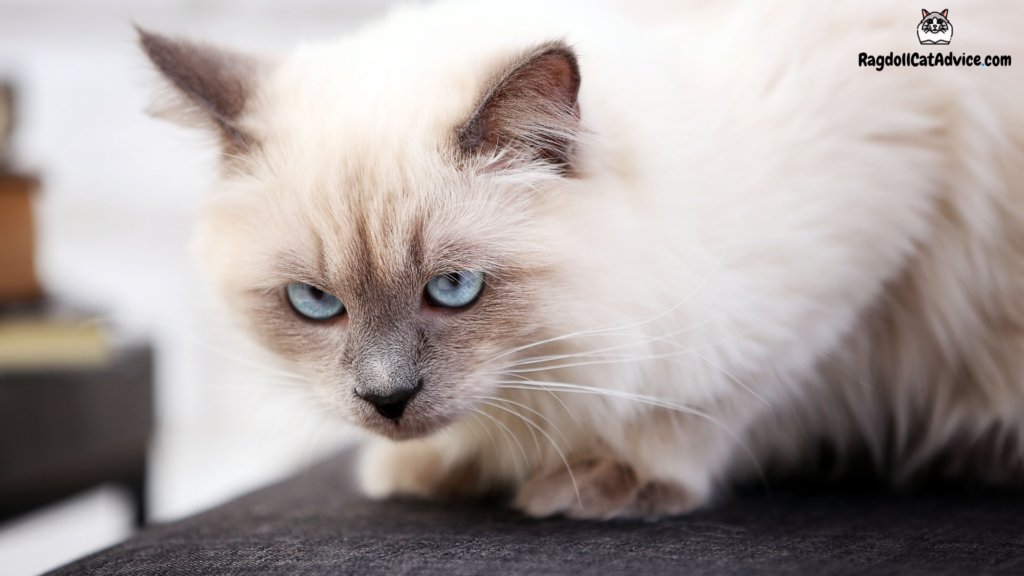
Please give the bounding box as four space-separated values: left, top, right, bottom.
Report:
357 431 491 501
514 459 697 519
513 408 751 519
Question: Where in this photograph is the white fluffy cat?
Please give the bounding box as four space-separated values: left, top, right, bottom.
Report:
141 0 1024 519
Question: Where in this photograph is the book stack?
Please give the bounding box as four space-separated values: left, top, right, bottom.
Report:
0 81 153 525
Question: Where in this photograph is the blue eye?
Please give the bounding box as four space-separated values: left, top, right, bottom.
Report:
286 283 345 320
425 271 485 308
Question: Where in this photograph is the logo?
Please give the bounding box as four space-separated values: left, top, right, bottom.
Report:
859 9 1010 71
917 9 953 45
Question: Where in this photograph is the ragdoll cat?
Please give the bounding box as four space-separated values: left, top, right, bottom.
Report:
917 9 953 45
140 0 1024 519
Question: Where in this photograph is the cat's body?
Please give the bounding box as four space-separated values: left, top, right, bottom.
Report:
142 0 1024 519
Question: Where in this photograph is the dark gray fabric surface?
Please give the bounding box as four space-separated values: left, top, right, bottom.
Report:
50 449 1024 575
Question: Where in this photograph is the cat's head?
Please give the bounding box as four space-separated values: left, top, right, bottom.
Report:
918 9 951 34
139 28 583 440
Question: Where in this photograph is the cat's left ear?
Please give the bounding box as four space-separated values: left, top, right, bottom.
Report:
457 41 582 174
137 27 265 153
941 9 948 17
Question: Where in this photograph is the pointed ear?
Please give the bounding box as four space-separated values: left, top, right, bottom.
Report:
137 27 262 152
922 9 929 18
457 42 582 173
941 9 948 17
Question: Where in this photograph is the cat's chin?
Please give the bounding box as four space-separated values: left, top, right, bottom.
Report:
357 414 453 442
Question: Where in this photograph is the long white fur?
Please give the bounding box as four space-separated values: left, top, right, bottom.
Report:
188 0 1024 512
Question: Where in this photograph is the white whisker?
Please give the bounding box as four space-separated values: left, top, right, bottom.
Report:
472 406 530 477
475 398 581 509
473 397 543 463
473 395 572 451
467 410 502 465
493 379 767 489
495 373 579 423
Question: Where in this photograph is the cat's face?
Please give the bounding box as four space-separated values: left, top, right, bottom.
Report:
141 31 582 439
198 155 555 440
918 10 951 34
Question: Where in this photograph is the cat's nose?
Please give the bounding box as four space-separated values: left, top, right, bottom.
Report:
357 379 422 420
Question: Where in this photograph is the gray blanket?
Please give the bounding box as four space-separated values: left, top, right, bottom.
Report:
50 450 1024 575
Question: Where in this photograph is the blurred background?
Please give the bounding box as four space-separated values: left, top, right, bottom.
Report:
0 1 402 573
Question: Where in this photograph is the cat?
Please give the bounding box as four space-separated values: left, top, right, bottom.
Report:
139 0 1024 519
917 9 953 45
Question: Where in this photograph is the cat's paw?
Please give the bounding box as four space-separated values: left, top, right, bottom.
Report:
513 458 696 520
358 439 483 500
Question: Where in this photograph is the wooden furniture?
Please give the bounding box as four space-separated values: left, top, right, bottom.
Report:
0 174 42 303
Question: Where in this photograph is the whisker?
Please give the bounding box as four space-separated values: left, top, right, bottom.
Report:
473 395 572 452
491 319 632 363
475 398 581 509
498 353 677 375
491 297 761 374
486 326 770 410
495 350 769 411
467 411 502 466
495 380 715 422
495 373 579 423
472 406 530 477
493 379 768 490
460 416 486 449
473 397 543 462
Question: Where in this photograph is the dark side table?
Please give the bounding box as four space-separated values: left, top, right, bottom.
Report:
0 343 153 525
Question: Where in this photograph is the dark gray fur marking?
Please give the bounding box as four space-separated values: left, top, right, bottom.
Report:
138 27 258 151
457 42 582 170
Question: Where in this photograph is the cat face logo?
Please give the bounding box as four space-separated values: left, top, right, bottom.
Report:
917 9 953 45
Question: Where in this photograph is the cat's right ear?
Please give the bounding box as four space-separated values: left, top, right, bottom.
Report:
922 9 929 18
457 41 582 174
137 27 263 153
